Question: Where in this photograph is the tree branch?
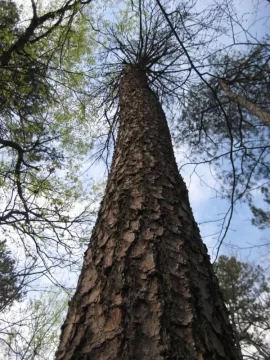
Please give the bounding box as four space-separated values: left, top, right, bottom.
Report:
219 79 270 127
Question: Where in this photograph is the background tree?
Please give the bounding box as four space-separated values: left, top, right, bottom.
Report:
0 0 102 288
214 256 270 360
162 5 270 254
0 287 70 360
0 240 23 313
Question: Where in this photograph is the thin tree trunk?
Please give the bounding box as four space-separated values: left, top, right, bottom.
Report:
219 79 270 127
56 65 240 360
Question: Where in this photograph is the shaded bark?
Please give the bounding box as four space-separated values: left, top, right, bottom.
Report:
56 65 240 360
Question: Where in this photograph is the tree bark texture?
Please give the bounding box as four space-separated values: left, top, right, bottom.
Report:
56 65 240 360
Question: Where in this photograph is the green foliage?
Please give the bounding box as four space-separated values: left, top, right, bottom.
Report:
0 241 23 312
0 0 20 49
214 256 270 359
250 187 270 230
0 0 103 284
0 287 70 360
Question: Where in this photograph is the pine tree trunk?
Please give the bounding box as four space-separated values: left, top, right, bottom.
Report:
56 65 240 360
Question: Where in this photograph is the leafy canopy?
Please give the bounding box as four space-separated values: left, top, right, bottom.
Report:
0 0 101 287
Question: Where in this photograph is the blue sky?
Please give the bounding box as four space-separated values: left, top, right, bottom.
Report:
177 154 269 264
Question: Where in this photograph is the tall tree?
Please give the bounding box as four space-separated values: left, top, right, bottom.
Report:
57 63 240 360
214 256 270 360
56 2 241 358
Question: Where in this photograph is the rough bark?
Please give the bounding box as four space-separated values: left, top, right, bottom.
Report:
56 65 241 360
219 79 270 127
